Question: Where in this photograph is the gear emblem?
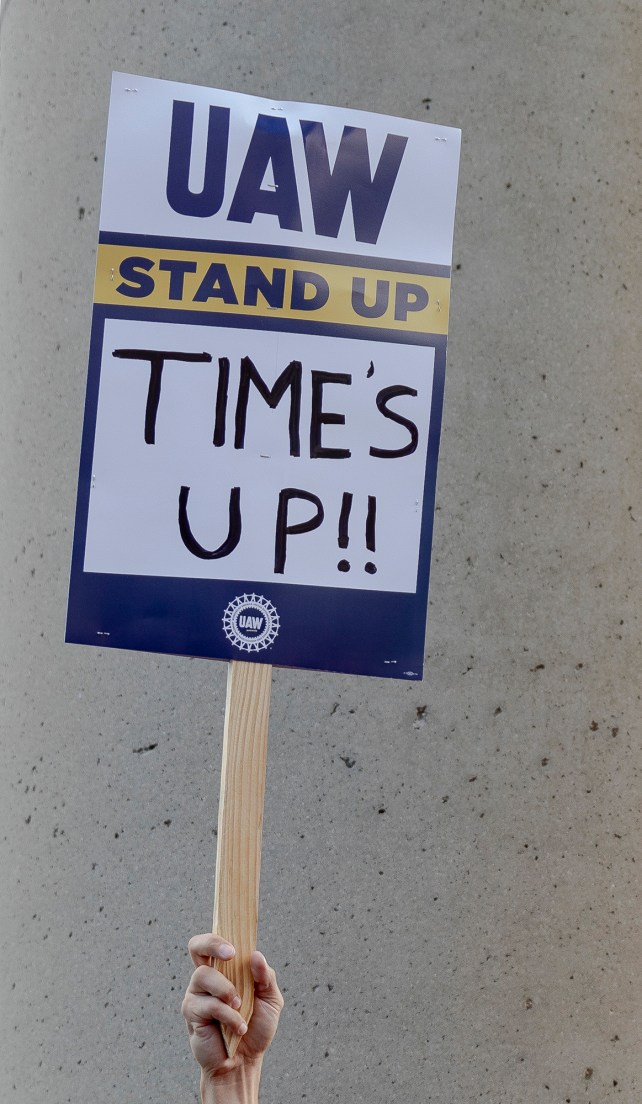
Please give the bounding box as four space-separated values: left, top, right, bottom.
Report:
222 593 280 653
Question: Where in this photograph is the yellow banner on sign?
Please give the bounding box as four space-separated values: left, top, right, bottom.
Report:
94 244 450 336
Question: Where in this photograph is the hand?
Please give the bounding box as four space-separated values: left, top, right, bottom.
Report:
181 933 284 1096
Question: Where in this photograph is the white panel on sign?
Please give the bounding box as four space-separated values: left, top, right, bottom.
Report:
84 319 433 593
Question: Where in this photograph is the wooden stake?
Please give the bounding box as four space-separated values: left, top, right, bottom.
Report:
213 660 272 1058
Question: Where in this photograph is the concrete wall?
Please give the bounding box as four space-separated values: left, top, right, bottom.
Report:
1 1 639 1101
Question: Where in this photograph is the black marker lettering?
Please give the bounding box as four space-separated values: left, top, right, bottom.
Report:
337 491 353 572
366 495 377 552
178 485 241 559
274 488 324 574
338 492 353 549
112 349 212 444
310 371 352 459
365 495 377 574
213 357 230 446
369 384 418 459
235 356 302 456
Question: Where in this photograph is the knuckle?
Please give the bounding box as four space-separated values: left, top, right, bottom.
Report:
223 979 237 1002
206 997 230 1026
192 964 210 987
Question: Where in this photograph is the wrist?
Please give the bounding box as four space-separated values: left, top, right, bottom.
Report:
200 1060 263 1104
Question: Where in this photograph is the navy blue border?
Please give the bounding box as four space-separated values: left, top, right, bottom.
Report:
65 305 447 680
99 231 452 279
97 302 443 347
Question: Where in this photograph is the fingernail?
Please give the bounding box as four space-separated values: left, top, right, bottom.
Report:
238 1021 248 1035
219 943 235 958
231 995 242 1010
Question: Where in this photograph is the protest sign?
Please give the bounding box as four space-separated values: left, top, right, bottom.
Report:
66 72 461 680
66 74 461 1055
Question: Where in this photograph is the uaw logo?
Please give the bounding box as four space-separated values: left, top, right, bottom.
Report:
222 593 280 653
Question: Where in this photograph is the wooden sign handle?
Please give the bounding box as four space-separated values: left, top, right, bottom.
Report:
213 660 272 1058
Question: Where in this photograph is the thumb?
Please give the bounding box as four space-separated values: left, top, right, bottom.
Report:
250 951 284 1011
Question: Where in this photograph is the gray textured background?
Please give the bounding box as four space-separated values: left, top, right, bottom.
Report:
1 1 640 1102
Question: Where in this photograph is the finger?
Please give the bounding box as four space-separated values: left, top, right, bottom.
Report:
250 951 284 1009
181 993 249 1037
187 964 242 1009
188 933 235 966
